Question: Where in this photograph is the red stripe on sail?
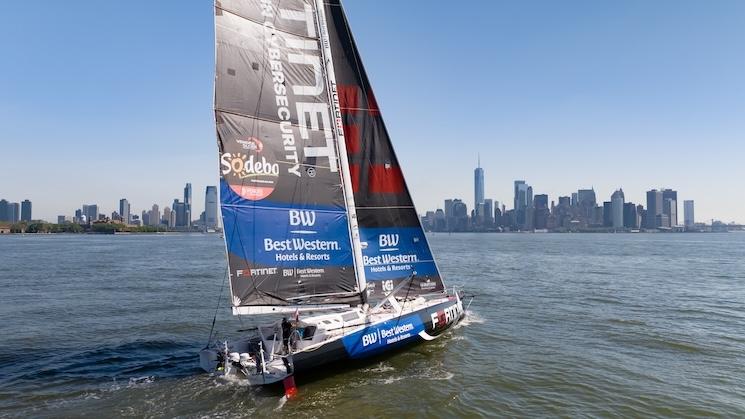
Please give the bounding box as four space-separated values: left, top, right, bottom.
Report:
368 164 404 194
338 84 359 114
367 90 380 116
349 164 360 192
343 124 360 154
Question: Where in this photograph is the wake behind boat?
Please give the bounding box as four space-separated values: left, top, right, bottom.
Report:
200 0 466 386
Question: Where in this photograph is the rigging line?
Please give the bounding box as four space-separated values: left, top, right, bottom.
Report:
204 264 230 349
394 272 416 329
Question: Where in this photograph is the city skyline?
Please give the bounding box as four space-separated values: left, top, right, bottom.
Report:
1 2 744 223
420 161 725 232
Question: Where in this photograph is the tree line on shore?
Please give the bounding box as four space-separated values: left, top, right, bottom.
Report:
1 222 168 234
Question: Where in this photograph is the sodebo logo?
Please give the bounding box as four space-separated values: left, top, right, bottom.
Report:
221 137 279 201
289 210 316 227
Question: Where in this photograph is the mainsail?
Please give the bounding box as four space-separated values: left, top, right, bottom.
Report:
214 0 364 313
214 0 445 314
323 1 446 299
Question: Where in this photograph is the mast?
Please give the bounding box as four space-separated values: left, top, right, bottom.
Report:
314 0 368 303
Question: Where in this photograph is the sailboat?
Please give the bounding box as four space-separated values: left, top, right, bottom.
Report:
199 0 466 386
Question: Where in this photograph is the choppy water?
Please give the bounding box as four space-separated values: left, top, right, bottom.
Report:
1 233 745 417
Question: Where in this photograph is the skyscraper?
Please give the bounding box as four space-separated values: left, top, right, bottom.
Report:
8 203 20 223
577 188 597 222
514 180 532 230
483 198 494 225
684 200 695 228
474 156 484 215
184 183 193 227
603 201 613 227
82 204 99 224
662 189 678 226
20 200 32 221
149 204 160 227
611 189 624 229
119 199 131 225
646 190 663 229
514 181 528 210
205 186 218 230
533 194 549 229
623 202 638 229
0 199 8 222
662 198 676 228
173 199 186 227
163 207 172 227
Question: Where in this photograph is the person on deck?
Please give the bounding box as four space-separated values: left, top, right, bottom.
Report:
281 317 293 354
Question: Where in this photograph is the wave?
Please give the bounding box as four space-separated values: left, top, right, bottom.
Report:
1 339 200 389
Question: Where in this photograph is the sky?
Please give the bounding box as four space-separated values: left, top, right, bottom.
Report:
1 1 744 223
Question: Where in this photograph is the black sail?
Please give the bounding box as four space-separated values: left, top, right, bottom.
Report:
323 1 446 299
214 0 362 313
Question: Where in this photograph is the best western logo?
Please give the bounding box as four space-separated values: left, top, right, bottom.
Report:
289 210 316 227
379 233 399 248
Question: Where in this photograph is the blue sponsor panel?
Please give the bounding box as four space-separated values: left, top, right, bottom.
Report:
222 205 353 268
359 227 438 281
221 184 354 270
342 313 425 358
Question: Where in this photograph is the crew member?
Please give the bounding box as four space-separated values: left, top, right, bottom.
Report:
281 317 293 354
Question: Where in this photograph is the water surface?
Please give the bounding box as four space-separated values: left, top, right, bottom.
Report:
1 233 744 417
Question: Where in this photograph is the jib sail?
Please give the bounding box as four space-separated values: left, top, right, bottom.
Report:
322 0 447 299
214 0 365 314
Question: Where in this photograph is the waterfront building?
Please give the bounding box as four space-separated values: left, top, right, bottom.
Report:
483 199 494 226
663 198 676 228
611 189 624 229
184 183 193 227
8 202 20 223
656 213 670 229
74 209 83 224
149 204 160 227
20 200 32 221
444 199 454 218
119 199 131 225
450 199 469 232
0 199 8 222
623 202 638 229
592 205 604 227
533 194 549 230
205 186 218 230
474 156 484 214
434 209 446 231
82 204 99 224
514 180 533 230
662 189 678 226
646 190 663 229
173 199 187 227
684 200 695 228
577 188 596 222
514 181 529 210
162 207 171 227
571 193 578 207
603 201 613 227
57 215 71 224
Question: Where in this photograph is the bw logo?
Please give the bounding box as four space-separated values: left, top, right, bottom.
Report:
379 234 399 248
289 210 316 227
